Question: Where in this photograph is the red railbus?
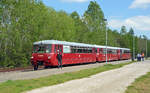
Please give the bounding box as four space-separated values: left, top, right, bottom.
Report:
31 40 131 70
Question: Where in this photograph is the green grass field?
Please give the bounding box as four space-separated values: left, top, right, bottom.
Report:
0 62 132 93
125 72 150 93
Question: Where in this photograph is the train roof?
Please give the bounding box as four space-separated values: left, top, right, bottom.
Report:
34 40 94 47
33 40 130 50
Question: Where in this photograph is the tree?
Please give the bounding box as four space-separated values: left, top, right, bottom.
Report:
83 1 106 45
70 11 80 21
70 11 89 43
84 1 105 32
128 27 135 59
128 27 134 35
120 26 127 35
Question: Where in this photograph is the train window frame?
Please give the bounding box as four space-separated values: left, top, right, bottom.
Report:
103 48 106 54
63 45 71 53
95 48 97 53
33 44 52 53
111 49 117 54
99 48 102 53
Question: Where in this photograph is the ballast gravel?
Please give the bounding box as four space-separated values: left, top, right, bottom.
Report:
26 60 150 93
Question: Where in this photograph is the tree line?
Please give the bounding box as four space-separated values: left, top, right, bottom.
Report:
0 0 149 67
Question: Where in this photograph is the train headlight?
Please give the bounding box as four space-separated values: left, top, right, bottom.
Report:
48 56 51 59
31 56 34 59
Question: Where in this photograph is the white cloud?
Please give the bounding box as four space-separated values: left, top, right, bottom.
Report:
129 0 150 9
108 15 150 32
61 0 89 3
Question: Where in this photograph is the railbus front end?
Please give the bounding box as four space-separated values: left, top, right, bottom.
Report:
31 44 53 70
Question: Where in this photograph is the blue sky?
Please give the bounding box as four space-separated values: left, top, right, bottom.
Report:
43 0 150 39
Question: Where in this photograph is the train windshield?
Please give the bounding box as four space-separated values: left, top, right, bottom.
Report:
33 44 52 53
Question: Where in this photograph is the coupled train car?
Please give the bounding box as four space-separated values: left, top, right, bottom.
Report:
31 40 131 70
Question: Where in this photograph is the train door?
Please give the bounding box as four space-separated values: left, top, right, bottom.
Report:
120 50 122 60
58 45 63 64
55 45 63 54
108 49 110 61
96 48 99 61
109 49 112 61
99 48 103 61
93 48 97 62
55 44 63 65
117 49 120 60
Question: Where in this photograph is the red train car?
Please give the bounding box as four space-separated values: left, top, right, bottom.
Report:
31 40 131 70
119 48 131 60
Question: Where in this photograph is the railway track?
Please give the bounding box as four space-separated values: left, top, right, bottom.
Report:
0 60 131 83
0 66 44 73
0 59 132 73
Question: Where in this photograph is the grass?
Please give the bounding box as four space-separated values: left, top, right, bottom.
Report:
147 57 150 60
125 72 150 93
0 62 132 93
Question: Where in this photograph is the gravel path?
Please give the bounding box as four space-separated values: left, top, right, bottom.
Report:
26 60 150 93
0 60 129 83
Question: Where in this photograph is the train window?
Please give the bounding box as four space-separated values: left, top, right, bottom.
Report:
103 48 111 54
33 44 52 53
108 49 112 54
83 48 88 53
73 49 75 53
122 50 124 54
54 45 63 53
45 45 52 53
124 50 130 53
87 48 90 53
95 48 97 53
74 47 76 53
99 48 102 53
71 46 73 53
77 47 79 53
59 46 62 53
73 49 76 53
71 46 76 53
81 47 84 53
54 45 57 53
87 48 92 53
77 47 82 53
90 49 92 53
103 49 106 54
68 46 95 53
115 50 117 54
112 49 117 54
112 50 114 54
57 45 59 50
63 45 71 53
83 48 85 53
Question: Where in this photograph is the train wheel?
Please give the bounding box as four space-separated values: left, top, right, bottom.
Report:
34 65 38 70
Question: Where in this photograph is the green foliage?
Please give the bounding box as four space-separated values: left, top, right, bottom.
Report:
0 0 150 67
83 1 106 45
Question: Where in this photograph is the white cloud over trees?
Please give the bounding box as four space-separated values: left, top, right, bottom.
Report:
108 15 150 31
129 0 150 9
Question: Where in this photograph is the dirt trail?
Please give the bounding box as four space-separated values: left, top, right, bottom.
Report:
26 60 150 93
